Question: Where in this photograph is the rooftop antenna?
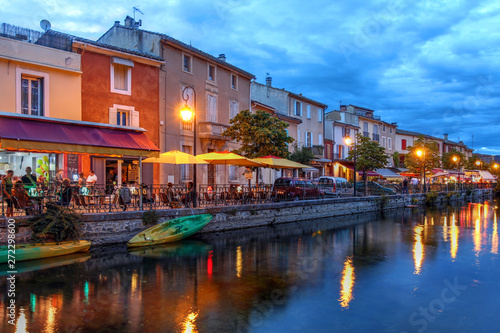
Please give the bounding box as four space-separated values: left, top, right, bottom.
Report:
133 7 144 29
40 19 51 32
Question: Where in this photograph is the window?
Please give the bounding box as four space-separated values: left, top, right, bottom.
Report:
183 54 192 73
208 64 216 81
16 68 49 116
364 122 368 132
388 137 392 150
181 145 192 180
111 57 133 95
307 105 311 119
401 139 407 150
109 104 139 127
305 132 312 147
390 127 393 133
231 74 238 90
206 94 217 123
230 100 239 120
382 136 386 148
318 108 323 122
373 125 378 135
229 165 238 181
319 134 323 146
295 101 302 116
383 125 386 132
21 76 43 116
338 145 343 159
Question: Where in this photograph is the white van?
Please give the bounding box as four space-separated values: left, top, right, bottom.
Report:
317 176 352 197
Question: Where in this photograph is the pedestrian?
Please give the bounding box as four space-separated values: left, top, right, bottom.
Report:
2 170 14 217
21 167 37 189
56 178 73 207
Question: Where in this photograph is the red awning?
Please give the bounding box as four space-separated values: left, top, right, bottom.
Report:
0 114 159 157
400 172 420 177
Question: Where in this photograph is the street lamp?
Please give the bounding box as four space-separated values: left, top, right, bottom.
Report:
181 86 197 208
416 149 426 193
475 160 483 170
453 156 461 189
345 136 357 197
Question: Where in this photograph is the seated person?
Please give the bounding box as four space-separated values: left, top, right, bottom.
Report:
12 180 33 215
181 182 196 206
56 178 73 206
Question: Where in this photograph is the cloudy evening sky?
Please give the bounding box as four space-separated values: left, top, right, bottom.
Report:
2 0 500 154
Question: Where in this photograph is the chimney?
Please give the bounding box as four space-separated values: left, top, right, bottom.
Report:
114 21 120 26
340 105 347 111
444 133 448 140
124 16 134 27
218 54 226 62
265 74 272 87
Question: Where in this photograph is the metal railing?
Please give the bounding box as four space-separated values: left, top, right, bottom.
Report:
0 181 496 217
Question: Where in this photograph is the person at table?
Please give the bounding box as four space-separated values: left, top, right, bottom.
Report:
12 180 32 215
2 170 14 217
56 178 73 207
21 167 37 189
106 169 117 194
86 170 97 192
55 168 64 185
181 181 196 206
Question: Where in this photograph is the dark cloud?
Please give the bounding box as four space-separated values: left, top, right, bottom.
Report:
3 0 500 153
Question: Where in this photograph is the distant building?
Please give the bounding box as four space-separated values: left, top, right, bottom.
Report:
251 77 328 177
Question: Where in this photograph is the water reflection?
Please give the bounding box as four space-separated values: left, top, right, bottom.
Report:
339 256 355 308
1 199 500 332
413 225 424 274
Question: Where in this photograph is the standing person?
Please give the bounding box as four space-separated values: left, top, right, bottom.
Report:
78 172 86 186
22 167 37 190
402 178 409 194
106 169 117 194
2 170 14 217
56 178 73 206
86 170 97 186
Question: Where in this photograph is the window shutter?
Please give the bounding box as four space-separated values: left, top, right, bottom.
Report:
131 110 140 127
319 134 322 145
109 107 118 125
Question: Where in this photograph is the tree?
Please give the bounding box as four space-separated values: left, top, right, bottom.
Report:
289 143 314 165
392 151 400 168
442 148 465 170
222 110 294 158
405 136 441 184
347 133 389 196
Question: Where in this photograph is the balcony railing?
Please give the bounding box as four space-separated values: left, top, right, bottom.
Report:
363 131 370 137
372 133 380 142
198 122 230 139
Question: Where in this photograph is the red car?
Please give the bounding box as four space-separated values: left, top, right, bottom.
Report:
272 177 324 201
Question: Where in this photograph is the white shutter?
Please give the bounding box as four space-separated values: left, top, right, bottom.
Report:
109 107 117 125
298 129 301 145
307 105 311 119
131 110 140 127
207 95 217 122
319 134 322 146
230 100 239 120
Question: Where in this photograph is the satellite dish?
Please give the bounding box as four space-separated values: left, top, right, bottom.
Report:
40 19 51 31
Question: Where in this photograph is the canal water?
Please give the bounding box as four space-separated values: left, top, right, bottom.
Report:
1 199 500 333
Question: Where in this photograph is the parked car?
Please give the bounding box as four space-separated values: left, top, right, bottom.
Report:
317 176 352 197
355 181 395 195
272 177 324 201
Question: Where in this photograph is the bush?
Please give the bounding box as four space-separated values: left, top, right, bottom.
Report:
27 204 83 243
425 191 438 206
142 209 160 226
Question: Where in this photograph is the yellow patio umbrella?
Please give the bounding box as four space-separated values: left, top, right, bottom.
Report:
252 155 311 169
196 150 263 167
142 150 209 165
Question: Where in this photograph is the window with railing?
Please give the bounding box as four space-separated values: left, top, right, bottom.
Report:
372 133 380 142
363 131 370 137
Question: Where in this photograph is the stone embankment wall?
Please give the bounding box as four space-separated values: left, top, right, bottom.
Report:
1 189 493 246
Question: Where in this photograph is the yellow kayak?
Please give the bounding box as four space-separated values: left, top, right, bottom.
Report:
0 240 91 263
128 214 212 248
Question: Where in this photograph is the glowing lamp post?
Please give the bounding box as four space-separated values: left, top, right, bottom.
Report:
453 156 461 190
416 149 426 193
181 86 197 207
345 136 357 197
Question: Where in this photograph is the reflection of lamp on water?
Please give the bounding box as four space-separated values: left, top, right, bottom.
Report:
413 225 424 274
339 256 355 308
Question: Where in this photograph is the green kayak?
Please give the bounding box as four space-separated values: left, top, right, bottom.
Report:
128 240 211 258
127 214 212 248
0 240 91 264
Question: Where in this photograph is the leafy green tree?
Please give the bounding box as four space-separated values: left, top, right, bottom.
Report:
222 109 293 158
405 136 441 181
347 133 389 196
442 149 465 170
289 143 314 165
392 151 400 168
